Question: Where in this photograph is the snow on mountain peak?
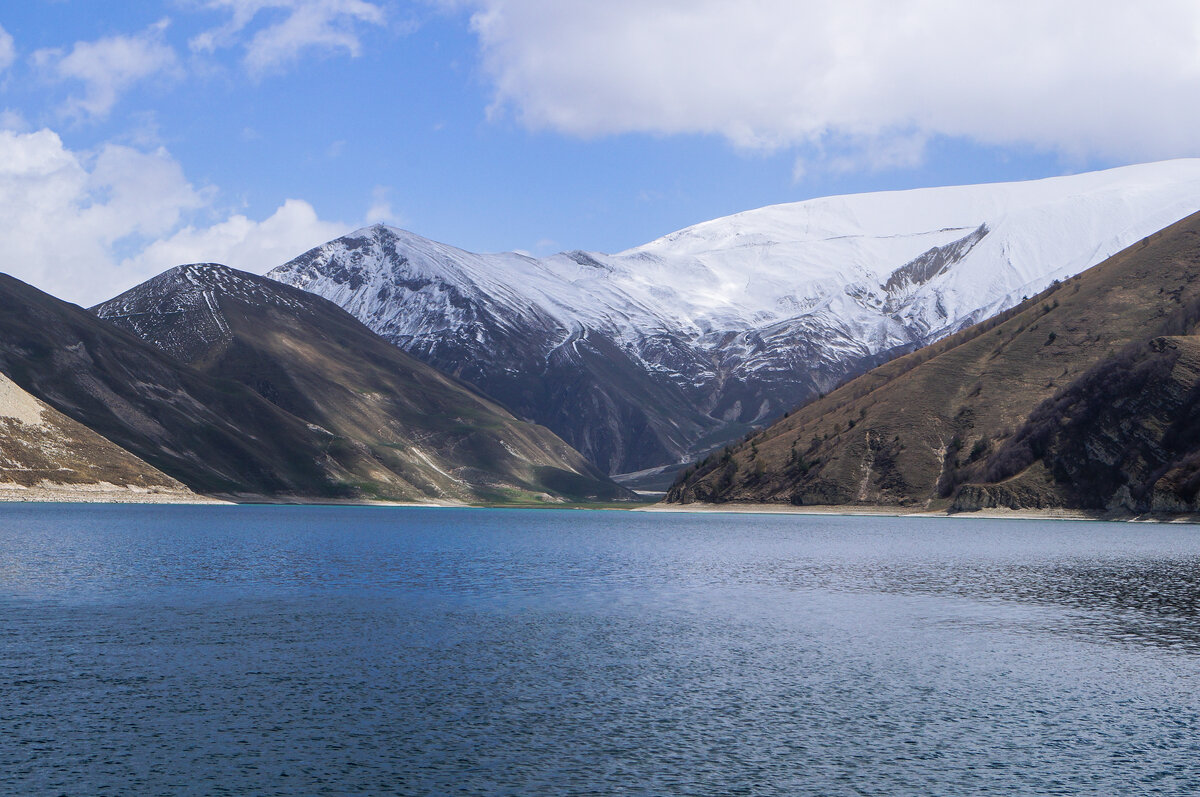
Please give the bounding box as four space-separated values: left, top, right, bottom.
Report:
93 262 316 362
267 159 1200 474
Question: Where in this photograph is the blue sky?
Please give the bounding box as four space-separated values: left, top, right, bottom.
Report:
0 1 1197 303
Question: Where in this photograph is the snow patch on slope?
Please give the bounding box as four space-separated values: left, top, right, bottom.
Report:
281 160 1200 356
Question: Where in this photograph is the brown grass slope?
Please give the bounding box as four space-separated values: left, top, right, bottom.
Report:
952 334 1200 513
669 209 1200 509
94 264 631 503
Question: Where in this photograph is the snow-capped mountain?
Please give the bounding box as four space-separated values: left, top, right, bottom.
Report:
268 160 1200 476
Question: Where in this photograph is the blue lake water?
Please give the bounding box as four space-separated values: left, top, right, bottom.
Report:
1 504 1199 795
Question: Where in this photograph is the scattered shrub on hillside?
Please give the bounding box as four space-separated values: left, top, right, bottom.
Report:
967 438 990 463
869 433 909 497
936 434 964 498
981 338 1183 499
788 448 811 477
716 459 739 492
1155 292 1200 336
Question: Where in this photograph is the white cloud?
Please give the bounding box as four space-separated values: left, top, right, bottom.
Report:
806 132 931 178
453 0 1200 165
0 24 16 73
190 0 386 75
0 128 349 305
32 20 179 120
0 129 204 303
364 185 402 225
125 198 348 278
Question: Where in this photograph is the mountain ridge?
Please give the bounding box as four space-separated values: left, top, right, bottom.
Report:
268 159 1200 476
667 207 1200 513
94 263 631 504
0 271 358 499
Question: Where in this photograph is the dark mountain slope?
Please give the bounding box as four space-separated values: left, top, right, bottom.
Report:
0 273 348 498
0 369 192 498
94 264 629 503
952 333 1200 513
668 209 1200 509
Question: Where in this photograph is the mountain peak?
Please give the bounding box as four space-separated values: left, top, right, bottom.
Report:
94 263 316 362
267 160 1200 476
167 261 237 282
92 259 632 504
99 262 307 316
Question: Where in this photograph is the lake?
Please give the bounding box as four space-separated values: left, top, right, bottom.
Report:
1 504 1198 795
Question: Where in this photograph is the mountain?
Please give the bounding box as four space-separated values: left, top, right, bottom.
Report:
0 271 376 499
667 208 1200 513
93 263 629 504
951 337 1200 514
267 160 1200 478
0 369 196 501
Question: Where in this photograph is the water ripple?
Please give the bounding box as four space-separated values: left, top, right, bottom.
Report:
1 505 1199 794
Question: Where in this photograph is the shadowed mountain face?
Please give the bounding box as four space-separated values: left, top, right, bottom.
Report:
668 209 1200 513
94 264 630 504
0 272 352 498
0 370 190 498
952 334 1200 514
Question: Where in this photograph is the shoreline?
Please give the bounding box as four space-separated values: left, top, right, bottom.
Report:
3 493 1199 523
0 485 229 505
636 501 1200 523
635 501 1094 521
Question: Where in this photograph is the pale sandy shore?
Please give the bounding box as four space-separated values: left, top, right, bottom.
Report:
0 484 230 504
634 501 1200 523
3 490 1198 523
210 494 469 508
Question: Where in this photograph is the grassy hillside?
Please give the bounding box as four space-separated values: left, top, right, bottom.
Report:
953 333 1200 513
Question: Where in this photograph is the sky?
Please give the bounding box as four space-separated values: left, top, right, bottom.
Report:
1 1 1199 304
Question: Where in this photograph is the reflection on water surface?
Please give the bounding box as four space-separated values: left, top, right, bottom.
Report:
1 505 1198 795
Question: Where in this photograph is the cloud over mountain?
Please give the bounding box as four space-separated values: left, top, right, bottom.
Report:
0 128 349 304
456 0 1200 164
